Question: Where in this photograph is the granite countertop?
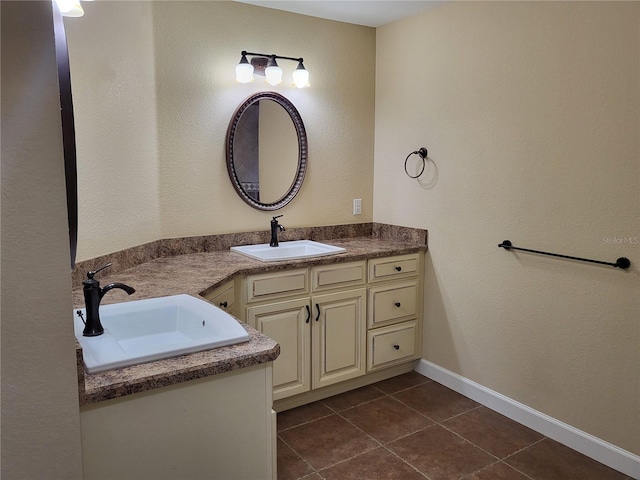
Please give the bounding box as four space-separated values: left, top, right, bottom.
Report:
74 233 427 405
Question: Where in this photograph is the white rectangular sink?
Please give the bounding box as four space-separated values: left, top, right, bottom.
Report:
74 294 250 373
231 240 346 262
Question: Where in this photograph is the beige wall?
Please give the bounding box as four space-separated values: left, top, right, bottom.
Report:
1 2 83 478
65 1 375 261
375 1 639 454
64 1 161 262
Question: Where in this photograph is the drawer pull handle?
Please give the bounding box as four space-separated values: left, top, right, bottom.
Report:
394 302 401 308
220 301 228 308
305 305 311 324
393 344 400 350
315 303 321 322
395 266 402 272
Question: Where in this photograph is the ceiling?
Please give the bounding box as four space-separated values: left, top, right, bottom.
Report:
233 1 440 28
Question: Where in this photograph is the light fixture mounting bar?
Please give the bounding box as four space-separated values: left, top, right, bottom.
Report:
241 51 303 63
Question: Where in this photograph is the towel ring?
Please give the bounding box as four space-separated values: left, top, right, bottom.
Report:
404 147 428 178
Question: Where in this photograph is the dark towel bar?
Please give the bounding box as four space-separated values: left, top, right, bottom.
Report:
498 240 630 269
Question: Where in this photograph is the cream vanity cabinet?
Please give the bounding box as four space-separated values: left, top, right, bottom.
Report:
81 363 276 480
238 252 423 403
243 262 367 401
367 253 422 371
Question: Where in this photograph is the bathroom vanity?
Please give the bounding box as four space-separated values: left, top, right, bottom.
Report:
203 252 424 409
73 224 427 480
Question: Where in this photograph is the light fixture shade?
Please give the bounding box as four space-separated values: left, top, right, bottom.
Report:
292 61 310 88
55 0 84 17
235 55 254 83
265 57 283 85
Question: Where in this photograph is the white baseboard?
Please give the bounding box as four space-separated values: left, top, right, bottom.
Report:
415 359 640 479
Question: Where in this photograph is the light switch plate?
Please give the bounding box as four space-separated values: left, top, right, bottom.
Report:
353 199 362 215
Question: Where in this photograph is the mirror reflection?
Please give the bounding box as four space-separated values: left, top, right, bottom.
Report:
226 92 307 211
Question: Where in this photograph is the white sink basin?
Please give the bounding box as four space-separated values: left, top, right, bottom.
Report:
74 294 250 373
231 240 346 262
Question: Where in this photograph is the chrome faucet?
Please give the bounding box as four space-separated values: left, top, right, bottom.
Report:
81 263 135 336
270 215 285 247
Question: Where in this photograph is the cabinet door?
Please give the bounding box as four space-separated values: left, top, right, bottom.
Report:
312 289 366 389
247 298 311 400
201 280 235 316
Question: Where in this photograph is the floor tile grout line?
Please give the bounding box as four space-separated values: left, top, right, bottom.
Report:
319 376 434 414
501 436 547 461
378 442 433 479
320 389 391 414
441 403 483 421
313 444 381 475
278 375 432 431
499 459 538 480
498 435 551 479
277 433 320 479
457 459 503 480
436 420 512 462
432 421 507 473
331 400 436 479
456 459 536 480
281 401 385 476
319 401 404 473
433 419 548 480
388 386 468 424
277 411 336 433
373 377 434 397
334 401 436 447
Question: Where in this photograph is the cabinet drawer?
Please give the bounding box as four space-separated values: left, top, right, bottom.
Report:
311 261 366 292
368 281 417 327
368 321 417 371
246 268 309 303
368 254 419 282
201 281 235 314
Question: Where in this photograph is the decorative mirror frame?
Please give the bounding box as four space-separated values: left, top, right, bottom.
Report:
53 5 78 269
226 92 308 211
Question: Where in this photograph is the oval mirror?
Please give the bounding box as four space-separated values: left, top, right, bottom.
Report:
226 92 307 210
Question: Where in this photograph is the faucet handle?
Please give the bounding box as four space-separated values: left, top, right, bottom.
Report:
87 263 112 280
272 215 283 221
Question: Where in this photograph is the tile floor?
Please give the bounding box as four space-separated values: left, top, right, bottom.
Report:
277 372 632 480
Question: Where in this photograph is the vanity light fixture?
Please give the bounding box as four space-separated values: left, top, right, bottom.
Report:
292 60 310 88
53 0 92 17
235 51 310 88
235 53 255 83
265 56 283 86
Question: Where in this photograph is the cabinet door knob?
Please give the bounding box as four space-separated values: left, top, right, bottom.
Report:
393 344 400 350
394 302 401 308
220 301 228 308
315 303 321 322
305 305 311 324
395 266 402 272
